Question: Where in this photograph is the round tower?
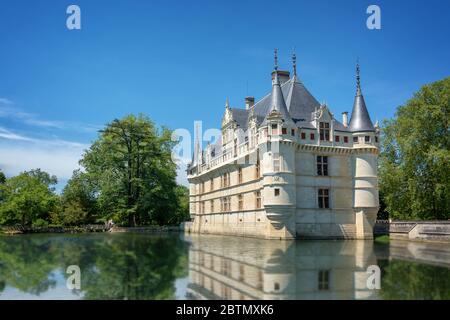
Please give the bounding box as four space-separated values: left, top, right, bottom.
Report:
259 61 298 239
349 62 380 239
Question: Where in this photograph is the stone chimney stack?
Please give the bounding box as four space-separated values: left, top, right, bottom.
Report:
245 96 255 110
342 111 349 127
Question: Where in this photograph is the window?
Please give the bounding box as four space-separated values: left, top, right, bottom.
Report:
344 136 348 143
318 189 330 209
318 270 330 290
222 172 230 187
282 127 287 135
273 153 280 172
375 136 379 143
256 191 261 209
353 136 359 143
238 168 243 184
301 132 306 139
319 122 330 141
335 135 340 142
271 124 278 135
234 138 237 156
291 129 295 136
255 160 260 178
210 200 214 213
200 181 205 193
210 178 214 191
274 283 280 291
200 201 205 214
310 133 315 140
238 195 243 210
274 188 280 197
317 156 328 176
365 136 370 143
222 197 231 212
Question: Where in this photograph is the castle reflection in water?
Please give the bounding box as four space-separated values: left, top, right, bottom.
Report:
184 235 380 300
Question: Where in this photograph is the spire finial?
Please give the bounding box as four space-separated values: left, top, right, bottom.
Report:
225 97 230 109
292 50 297 76
356 58 361 94
274 48 278 71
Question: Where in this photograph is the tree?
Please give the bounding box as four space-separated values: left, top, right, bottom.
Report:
0 170 5 184
0 169 60 226
55 169 98 225
80 114 178 226
379 77 450 220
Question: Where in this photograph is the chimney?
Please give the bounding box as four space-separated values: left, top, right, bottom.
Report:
342 112 349 127
245 96 255 109
271 70 290 85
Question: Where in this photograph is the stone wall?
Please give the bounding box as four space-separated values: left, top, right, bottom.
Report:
374 220 450 242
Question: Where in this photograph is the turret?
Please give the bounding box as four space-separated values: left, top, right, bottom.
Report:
349 61 379 239
260 49 297 239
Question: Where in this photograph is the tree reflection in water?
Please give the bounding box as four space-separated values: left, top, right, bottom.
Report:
1 233 450 300
0 233 189 299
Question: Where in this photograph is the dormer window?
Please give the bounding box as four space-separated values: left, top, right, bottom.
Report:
291 129 295 136
365 136 371 143
353 136 359 143
271 124 278 135
282 127 287 135
319 122 330 141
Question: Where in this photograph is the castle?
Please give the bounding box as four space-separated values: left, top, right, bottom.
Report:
186 51 379 240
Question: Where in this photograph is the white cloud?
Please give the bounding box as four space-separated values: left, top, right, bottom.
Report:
0 98 101 132
0 127 88 180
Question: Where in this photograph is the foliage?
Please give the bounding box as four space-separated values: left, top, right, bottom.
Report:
80 114 180 226
379 77 450 220
0 169 60 226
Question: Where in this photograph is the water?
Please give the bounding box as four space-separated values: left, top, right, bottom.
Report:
0 232 449 300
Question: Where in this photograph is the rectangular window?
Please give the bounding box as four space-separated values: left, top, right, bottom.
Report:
318 270 330 290
238 168 243 184
238 195 243 211
201 201 205 214
365 136 370 143
353 136 359 143
375 136 379 143
255 160 260 178
310 133 315 140
210 178 214 191
210 200 214 213
271 124 278 135
301 132 306 139
256 191 261 209
282 127 287 135
344 136 349 143
335 135 340 142
273 153 280 172
319 122 330 141
274 188 280 197
317 156 328 176
291 129 295 136
318 189 330 209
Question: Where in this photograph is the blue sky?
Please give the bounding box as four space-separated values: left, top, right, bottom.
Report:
0 0 449 188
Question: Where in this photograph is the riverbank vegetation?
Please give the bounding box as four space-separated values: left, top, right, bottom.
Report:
0 114 189 229
379 77 449 220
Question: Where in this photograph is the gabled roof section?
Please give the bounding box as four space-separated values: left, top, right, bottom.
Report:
285 75 320 121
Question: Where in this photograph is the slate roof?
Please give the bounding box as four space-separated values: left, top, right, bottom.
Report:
348 90 375 132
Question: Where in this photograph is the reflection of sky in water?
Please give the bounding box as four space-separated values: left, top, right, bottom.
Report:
1 269 83 300
0 233 450 300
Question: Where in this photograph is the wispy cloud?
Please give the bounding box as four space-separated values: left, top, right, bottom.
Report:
0 98 101 133
0 126 88 180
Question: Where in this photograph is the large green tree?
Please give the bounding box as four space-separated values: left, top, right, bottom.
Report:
80 114 179 226
0 169 60 226
379 77 450 220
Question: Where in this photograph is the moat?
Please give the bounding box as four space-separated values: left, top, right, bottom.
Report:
0 233 449 299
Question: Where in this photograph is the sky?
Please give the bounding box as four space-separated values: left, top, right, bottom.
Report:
0 0 449 190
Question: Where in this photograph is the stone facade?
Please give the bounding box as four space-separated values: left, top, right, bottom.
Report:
187 55 379 240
